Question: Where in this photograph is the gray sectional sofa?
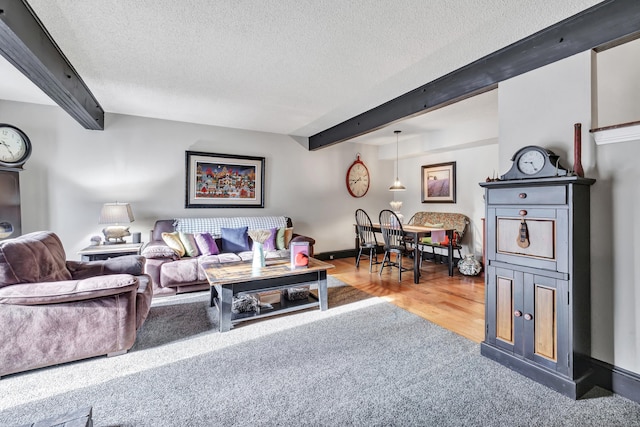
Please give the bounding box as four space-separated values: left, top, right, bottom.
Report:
143 216 315 296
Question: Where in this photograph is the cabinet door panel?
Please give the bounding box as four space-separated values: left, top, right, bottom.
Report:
497 218 555 259
496 276 514 344
534 285 556 361
493 207 567 272
523 273 568 374
486 266 523 354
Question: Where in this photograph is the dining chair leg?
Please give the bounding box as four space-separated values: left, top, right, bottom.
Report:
356 248 362 268
379 252 388 277
369 248 376 273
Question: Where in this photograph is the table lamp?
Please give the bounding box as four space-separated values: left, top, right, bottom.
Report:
98 202 134 244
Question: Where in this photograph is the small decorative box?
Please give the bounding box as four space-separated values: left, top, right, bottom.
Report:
232 294 258 313
284 285 310 301
290 241 310 269
257 290 281 305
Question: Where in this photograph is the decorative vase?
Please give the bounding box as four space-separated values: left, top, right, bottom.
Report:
389 201 404 224
457 254 482 276
252 242 265 269
573 123 584 178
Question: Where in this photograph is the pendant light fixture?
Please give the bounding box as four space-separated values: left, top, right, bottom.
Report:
389 130 406 191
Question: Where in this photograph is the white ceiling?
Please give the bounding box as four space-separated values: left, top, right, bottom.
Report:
0 0 602 144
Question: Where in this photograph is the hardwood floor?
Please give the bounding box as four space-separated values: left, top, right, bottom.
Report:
328 256 485 343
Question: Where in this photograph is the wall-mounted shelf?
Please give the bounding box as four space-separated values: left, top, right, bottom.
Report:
590 120 640 145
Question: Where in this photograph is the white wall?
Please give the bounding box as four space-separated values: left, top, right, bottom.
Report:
499 50 640 374
595 38 640 128
593 40 640 373
0 101 393 257
397 142 499 257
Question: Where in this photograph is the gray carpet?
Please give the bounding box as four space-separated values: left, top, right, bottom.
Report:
1 277 639 427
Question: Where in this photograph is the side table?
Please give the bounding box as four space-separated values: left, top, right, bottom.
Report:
78 242 143 261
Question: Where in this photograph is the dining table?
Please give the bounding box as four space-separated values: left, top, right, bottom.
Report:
356 223 455 284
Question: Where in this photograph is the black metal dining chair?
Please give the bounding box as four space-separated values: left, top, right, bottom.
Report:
355 209 380 272
378 209 411 282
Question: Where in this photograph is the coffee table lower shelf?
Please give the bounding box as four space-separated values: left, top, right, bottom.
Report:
202 258 334 332
212 291 320 324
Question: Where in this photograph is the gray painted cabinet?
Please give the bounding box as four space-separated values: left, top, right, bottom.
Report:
0 170 21 240
480 177 595 399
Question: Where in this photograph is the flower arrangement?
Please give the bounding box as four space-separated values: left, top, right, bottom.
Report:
248 229 271 243
248 229 271 268
389 200 403 211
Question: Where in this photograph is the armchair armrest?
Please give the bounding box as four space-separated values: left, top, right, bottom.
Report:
0 274 139 305
66 255 146 280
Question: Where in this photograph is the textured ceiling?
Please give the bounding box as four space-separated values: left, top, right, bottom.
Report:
0 0 602 141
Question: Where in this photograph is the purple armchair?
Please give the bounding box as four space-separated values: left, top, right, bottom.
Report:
0 231 153 378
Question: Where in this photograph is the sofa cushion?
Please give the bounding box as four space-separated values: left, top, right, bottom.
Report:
251 228 277 251
221 227 250 253
141 242 178 259
179 232 200 257
162 232 186 257
195 233 219 256
276 227 294 250
160 258 199 287
0 231 72 287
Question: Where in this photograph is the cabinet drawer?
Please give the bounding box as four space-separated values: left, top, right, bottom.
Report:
487 186 566 205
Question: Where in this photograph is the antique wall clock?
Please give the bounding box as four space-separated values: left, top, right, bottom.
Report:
500 145 569 180
346 154 370 198
0 123 32 169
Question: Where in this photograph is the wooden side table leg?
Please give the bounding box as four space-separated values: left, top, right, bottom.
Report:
218 285 233 332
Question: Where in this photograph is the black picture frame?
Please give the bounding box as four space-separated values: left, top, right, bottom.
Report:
185 151 265 208
421 161 456 203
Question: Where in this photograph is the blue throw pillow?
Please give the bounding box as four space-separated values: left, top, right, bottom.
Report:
220 227 250 253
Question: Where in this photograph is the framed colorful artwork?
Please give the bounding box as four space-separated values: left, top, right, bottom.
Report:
421 161 456 203
185 151 265 208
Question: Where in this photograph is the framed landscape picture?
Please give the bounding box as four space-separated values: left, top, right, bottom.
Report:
185 151 265 208
421 161 456 203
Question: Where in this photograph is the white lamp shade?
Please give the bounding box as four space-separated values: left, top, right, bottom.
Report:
389 179 406 191
98 203 134 224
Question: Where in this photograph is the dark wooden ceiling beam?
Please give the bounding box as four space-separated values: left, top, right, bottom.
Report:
309 0 640 150
0 0 104 130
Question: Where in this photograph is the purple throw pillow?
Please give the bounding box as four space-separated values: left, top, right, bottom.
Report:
252 228 277 251
220 227 250 253
263 228 277 251
195 233 219 256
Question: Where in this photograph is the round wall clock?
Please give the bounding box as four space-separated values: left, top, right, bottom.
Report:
500 145 569 180
0 124 32 169
346 154 370 198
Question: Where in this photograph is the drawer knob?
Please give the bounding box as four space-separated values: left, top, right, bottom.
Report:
514 310 522 317
519 193 527 199
519 210 527 216
524 313 533 321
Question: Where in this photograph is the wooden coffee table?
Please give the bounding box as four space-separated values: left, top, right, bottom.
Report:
201 257 334 332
